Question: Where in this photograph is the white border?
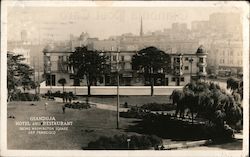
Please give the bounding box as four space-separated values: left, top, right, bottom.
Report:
1 1 249 157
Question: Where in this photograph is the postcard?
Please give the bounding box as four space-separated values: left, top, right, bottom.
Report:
1 1 249 157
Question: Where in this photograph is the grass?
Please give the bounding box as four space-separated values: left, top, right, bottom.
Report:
7 95 242 150
78 95 171 107
7 100 140 150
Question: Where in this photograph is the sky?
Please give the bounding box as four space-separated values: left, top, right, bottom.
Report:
7 6 242 41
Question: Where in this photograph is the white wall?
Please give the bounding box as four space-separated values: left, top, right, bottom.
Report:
40 86 183 96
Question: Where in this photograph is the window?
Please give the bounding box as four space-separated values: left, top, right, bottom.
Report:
46 74 56 86
99 77 104 84
185 57 189 61
58 56 63 62
125 63 132 70
121 63 125 70
172 77 176 82
121 56 125 61
230 51 234 56
125 55 131 61
199 58 204 63
184 66 189 70
70 74 75 79
113 55 117 61
181 77 184 82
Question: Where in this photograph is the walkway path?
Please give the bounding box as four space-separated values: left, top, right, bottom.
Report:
54 97 129 112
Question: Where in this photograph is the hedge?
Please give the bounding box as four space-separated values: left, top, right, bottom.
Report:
87 134 162 150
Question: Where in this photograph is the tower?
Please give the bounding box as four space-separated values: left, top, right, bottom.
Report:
140 17 143 37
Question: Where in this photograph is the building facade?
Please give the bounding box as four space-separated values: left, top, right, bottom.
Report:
43 44 207 87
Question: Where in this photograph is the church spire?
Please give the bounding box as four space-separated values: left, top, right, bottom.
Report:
140 16 143 37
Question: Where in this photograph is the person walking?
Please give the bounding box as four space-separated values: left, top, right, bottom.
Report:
65 93 68 103
69 95 72 103
62 105 66 114
45 102 48 110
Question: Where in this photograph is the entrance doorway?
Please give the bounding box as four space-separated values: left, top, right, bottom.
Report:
176 77 180 86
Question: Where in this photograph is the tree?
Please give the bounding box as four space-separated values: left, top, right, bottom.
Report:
17 63 34 92
68 47 107 102
132 46 171 96
227 77 243 100
227 77 239 91
58 78 67 93
7 52 35 101
173 81 243 128
170 89 185 117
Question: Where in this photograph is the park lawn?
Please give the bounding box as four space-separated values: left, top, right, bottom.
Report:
7 100 140 150
78 95 171 107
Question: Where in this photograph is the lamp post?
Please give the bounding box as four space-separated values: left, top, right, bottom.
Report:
50 63 52 91
150 67 154 96
189 58 193 83
47 52 52 94
127 138 131 149
116 48 120 129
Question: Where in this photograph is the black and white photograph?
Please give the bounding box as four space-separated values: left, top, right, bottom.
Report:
0 1 249 157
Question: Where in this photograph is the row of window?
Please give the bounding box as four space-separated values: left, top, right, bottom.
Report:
220 50 242 57
171 77 185 82
175 66 189 70
174 57 205 63
111 55 131 62
219 59 242 65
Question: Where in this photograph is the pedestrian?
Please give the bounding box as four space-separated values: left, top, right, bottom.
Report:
65 93 68 103
62 105 66 114
63 94 65 103
154 145 159 150
69 96 72 103
160 145 165 150
45 102 48 110
124 102 128 108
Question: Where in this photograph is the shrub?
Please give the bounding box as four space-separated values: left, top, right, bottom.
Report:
10 92 40 101
45 91 77 99
120 106 150 119
204 122 235 142
86 134 162 150
64 102 90 110
141 103 176 111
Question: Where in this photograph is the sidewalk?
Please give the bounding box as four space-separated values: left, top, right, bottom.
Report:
161 133 243 150
54 97 129 112
162 139 211 150
234 133 243 140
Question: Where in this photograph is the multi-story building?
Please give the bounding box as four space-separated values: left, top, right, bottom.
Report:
207 40 243 74
168 45 207 86
8 30 46 70
43 43 207 87
43 17 210 87
43 43 74 86
189 13 243 74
